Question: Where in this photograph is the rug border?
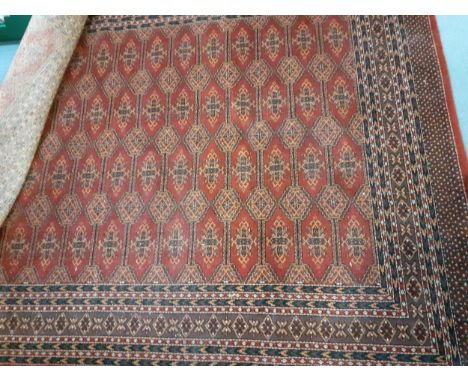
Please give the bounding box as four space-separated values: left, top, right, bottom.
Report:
429 15 468 194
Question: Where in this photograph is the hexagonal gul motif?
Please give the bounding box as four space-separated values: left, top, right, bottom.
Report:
65 218 92 279
294 74 321 124
113 91 137 135
137 151 161 197
214 188 241 222
309 54 335 82
260 20 285 66
265 142 290 194
128 218 157 278
318 184 348 220
322 16 349 62
265 211 294 277
216 62 240 90
57 194 82 226
196 215 222 275
339 207 373 282
202 25 224 71
85 91 108 138
181 190 209 223
299 145 325 191
119 35 140 76
202 82 225 131
231 79 255 130
277 56 303 85
247 121 272 152
291 17 317 63
215 122 241 153
86 193 112 226
47 155 71 199
142 88 165 134
301 209 333 280
280 186 312 221
34 222 63 280
168 149 192 197
246 59 271 88
155 125 179 155
174 30 196 73
232 146 255 194
171 85 195 131
312 115 342 147
280 118 305 149
149 191 176 223
158 67 180 94
247 187 275 221
199 148 223 195
77 154 100 200
57 95 80 135
116 192 144 224
161 214 190 279
96 220 124 278
145 32 168 76
106 150 131 201
333 137 364 194
231 216 258 278
327 72 356 126
185 123 210 155
262 77 287 129
231 22 255 68
1 221 32 280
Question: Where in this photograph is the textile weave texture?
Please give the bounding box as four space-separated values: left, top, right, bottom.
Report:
0 15 467 365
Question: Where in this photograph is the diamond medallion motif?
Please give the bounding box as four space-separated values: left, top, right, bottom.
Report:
187 64 210 91
313 115 342 147
280 118 305 149
26 194 51 227
181 190 209 222
217 62 240 89
185 124 210 155
57 194 82 226
247 187 275 221
215 122 241 153
280 186 311 221
309 54 335 82
277 56 303 84
149 191 176 223
214 188 241 222
155 125 179 155
124 127 149 157
247 121 272 151
95 129 119 158
116 192 144 224
86 193 111 225
246 59 271 88
158 67 180 94
317 185 348 219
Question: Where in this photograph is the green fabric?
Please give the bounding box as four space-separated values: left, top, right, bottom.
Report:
0 16 31 42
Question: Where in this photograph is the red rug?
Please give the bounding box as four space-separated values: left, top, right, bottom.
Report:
0 16 466 365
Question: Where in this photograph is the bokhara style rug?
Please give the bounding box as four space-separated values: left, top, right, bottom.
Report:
0 15 467 365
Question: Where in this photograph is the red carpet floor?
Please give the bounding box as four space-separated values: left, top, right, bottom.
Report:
0 16 466 365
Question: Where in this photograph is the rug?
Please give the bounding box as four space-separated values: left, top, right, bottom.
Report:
0 15 466 365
